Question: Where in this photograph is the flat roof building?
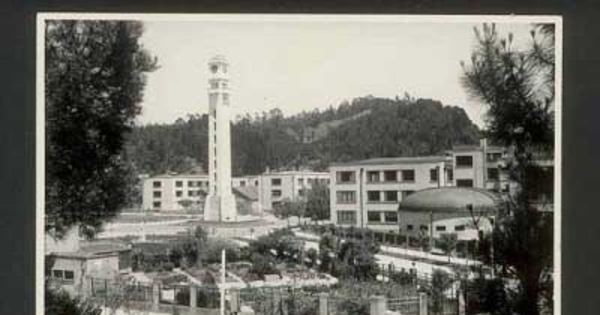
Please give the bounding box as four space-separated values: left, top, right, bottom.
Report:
329 156 453 233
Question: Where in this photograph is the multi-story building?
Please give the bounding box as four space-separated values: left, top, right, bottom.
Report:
450 139 511 193
258 170 330 211
142 170 329 213
141 173 210 212
232 175 261 188
329 156 453 233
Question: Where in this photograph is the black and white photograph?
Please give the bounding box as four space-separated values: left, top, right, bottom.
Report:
38 14 561 315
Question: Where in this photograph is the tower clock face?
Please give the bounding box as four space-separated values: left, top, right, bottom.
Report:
210 65 219 74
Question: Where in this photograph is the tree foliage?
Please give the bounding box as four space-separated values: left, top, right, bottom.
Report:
125 97 480 176
305 182 330 221
45 20 157 239
45 285 101 315
461 23 555 315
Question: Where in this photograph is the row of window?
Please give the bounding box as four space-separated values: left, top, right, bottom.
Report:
49 269 74 282
366 190 415 203
152 180 209 188
153 190 204 198
238 179 259 187
271 188 310 198
336 190 415 204
455 153 505 168
405 224 466 232
337 169 445 184
270 177 329 186
367 211 398 223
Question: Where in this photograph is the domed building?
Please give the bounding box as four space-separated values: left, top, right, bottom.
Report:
398 187 500 242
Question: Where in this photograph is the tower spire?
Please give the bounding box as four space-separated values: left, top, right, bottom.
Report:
204 55 237 222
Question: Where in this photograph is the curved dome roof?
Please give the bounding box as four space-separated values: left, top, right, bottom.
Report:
399 187 500 213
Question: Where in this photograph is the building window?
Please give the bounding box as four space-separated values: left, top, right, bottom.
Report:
367 211 381 223
447 169 454 181
406 225 414 231
272 201 282 209
52 269 74 282
367 171 380 183
298 189 305 197
384 211 398 223
487 168 500 181
367 191 381 202
175 181 183 187
337 171 355 183
153 201 161 209
298 178 304 185
153 191 161 198
271 190 282 197
255 180 259 186
188 190 196 197
435 226 446 232
420 225 429 231
338 211 357 224
188 181 196 187
176 191 183 197
430 168 439 182
401 170 415 182
64 270 74 280
456 179 474 187
271 178 282 186
487 152 503 163
454 225 466 232
153 181 161 188
336 191 356 204
384 191 398 202
456 155 474 168
52 270 63 279
240 180 246 187
383 170 398 182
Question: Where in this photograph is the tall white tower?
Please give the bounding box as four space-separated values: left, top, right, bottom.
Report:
204 55 237 222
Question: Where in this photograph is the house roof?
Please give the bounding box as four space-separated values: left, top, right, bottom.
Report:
330 156 450 167
399 187 500 213
233 186 259 201
52 242 131 260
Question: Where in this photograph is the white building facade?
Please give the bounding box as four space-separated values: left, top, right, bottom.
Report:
329 156 452 233
141 174 209 212
258 171 330 212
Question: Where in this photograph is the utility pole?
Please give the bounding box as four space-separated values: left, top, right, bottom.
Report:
220 249 226 315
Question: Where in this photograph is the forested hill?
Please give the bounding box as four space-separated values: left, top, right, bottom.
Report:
125 96 481 176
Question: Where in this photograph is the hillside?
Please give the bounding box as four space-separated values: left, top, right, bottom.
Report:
124 96 481 176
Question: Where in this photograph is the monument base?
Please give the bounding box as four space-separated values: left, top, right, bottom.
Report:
203 193 238 222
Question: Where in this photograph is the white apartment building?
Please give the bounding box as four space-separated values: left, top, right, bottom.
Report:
142 171 329 213
142 173 210 212
329 156 452 233
258 170 330 211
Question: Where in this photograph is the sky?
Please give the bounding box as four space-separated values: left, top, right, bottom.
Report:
137 17 535 128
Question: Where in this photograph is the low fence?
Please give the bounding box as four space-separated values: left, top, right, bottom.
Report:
388 296 420 315
86 277 464 315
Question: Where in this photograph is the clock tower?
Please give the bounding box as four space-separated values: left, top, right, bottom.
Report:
203 55 237 222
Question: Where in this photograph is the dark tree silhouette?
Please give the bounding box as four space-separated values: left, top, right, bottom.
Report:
461 23 555 315
45 20 157 239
